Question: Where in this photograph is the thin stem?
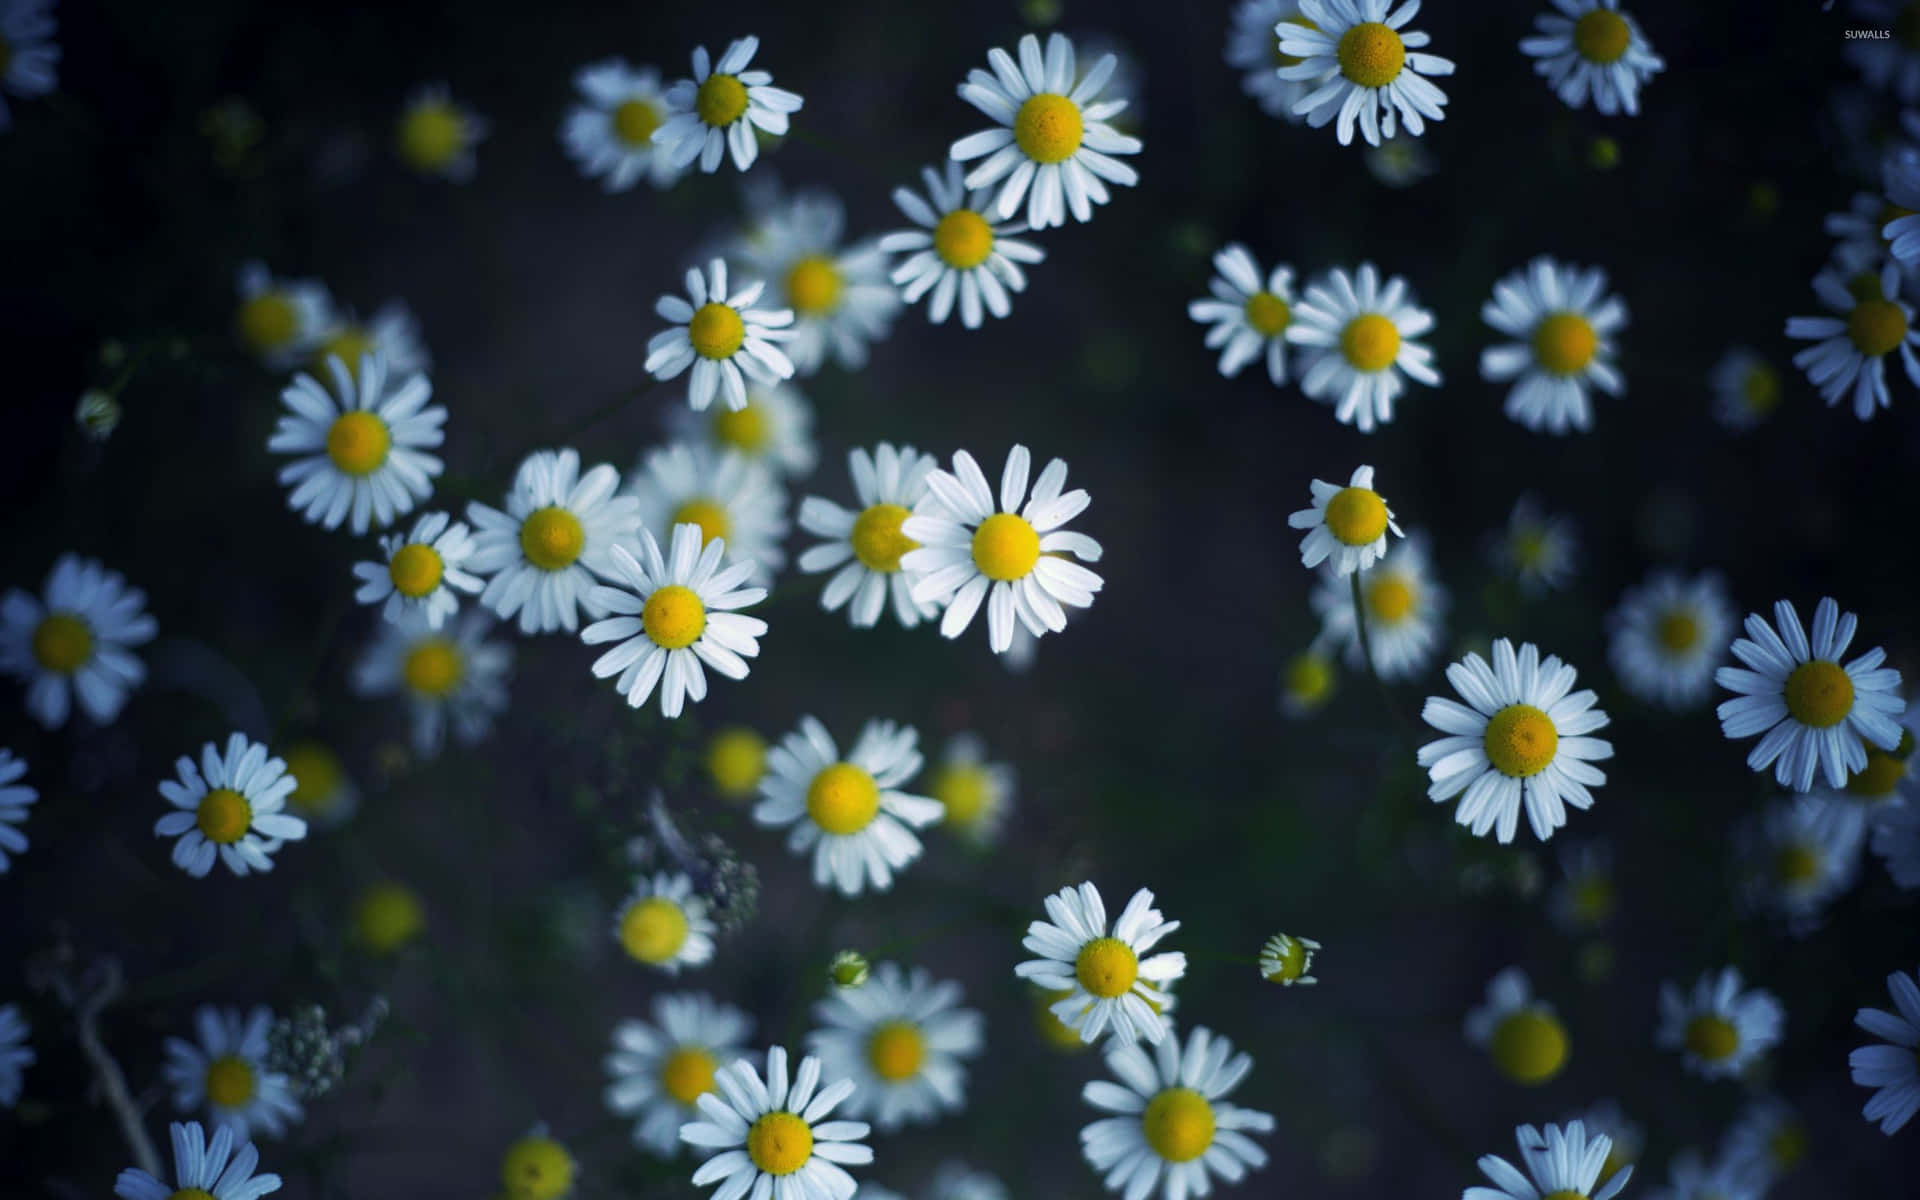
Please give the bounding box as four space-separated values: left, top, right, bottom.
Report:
1349 572 1418 749
41 958 162 1177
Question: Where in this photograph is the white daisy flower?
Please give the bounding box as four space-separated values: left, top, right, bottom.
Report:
562 58 684 191
0 750 33 872
927 1163 1008 1200
0 553 155 730
1310 530 1447 680
731 186 899 375
1884 151 1920 269
1464 968 1569 1086
0 1003 31 1106
1480 256 1627 435
581 524 768 719
351 608 512 757
1656 966 1785 1080
1719 1096 1810 1185
1288 262 1440 432
1640 1150 1762 1200
1709 348 1784 431
646 257 797 413
1851 963 1920 1134
1277 0 1455 148
1736 795 1867 931
1873 803 1920 887
1520 1 1665 116
1846 2 1920 102
233 261 331 369
666 380 815 479
807 962 984 1131
1492 495 1578 594
901 445 1105 654
1714 596 1907 793
115 1121 283 1200
394 82 487 180
1466 1121 1631 1200
1189 244 1297 384
465 447 644 635
310 300 429 380
268 351 444 535
607 992 753 1156
926 733 1015 847
679 1045 873 1200
162 1006 303 1140
1786 262 1920 420
1606 569 1735 710
754 716 942 895
350 511 482 630
1835 707 1918 808
154 734 307 878
1258 932 1320 985
1226 0 1315 120
279 741 357 830
799 443 941 629
1363 130 1437 186
1825 189 1907 277
1567 1100 1641 1186
880 160 1046 328
1079 1025 1274 1200
1280 648 1339 717
0 0 57 132
654 36 803 175
1417 638 1614 844
627 443 787 586
948 31 1142 230
1546 840 1615 932
612 871 718 973
1014 882 1187 1047
1287 464 1402 577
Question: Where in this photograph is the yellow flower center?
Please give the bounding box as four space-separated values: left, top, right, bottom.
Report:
1656 609 1701 653
931 763 994 829
204 1054 257 1108
806 762 882 835
501 1135 575 1200
707 726 767 798
1142 1087 1216 1163
1685 1014 1739 1061
1769 1123 1808 1169
1075 936 1140 998
1573 9 1632 63
659 1045 719 1105
325 411 391 477
1365 576 1415 624
1339 312 1401 372
619 895 691 964
670 498 732 548
397 102 466 171
1263 937 1308 983
168 1191 217 1200
971 512 1042 581
316 327 374 379
1532 311 1599 375
688 302 747 360
1337 22 1406 89
196 787 252 844
746 1111 814 1175
1324 486 1389 546
238 290 298 352
1848 271 1887 303
1244 290 1292 337
1483 704 1559 778
1542 1192 1592 1200
520 506 586 571
1490 1010 1570 1085
786 255 843 317
696 73 750 127
354 882 425 953
30 612 93 672
1783 660 1854 728
1740 364 1781 415
402 637 463 698
867 1020 928 1081
1848 731 1914 798
934 209 995 269
1272 17 1319 68
712 401 770 452
641 584 708 650
1849 298 1908 358
612 97 663 147
1284 653 1335 706
283 742 345 816
852 503 918 572
389 542 445 598
1571 876 1614 923
1775 843 1821 885
1014 93 1084 163
1034 986 1092 1050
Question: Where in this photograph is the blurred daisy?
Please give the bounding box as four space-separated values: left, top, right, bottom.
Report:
1714 596 1906 793
1846 2 1920 102
0 0 57 132
679 1045 873 1200
1709 348 1783 431
1520 1 1664 116
1825 189 1907 276
1736 795 1867 931
1884 151 1920 268
1280 648 1338 717
0 750 32 872
1492 495 1577 594
1276 0 1455 147
807 962 984 1131
732 186 899 374
705 726 767 801
1467 1121 1630 1200
1547 841 1615 932
901 445 1105 654
949 31 1142 229
1310 530 1447 680
1641 1150 1763 1200
1720 1096 1809 1185
163 1006 302 1140
394 83 486 179
1079 1025 1274 1200
612 871 717 973
926 734 1015 847
1657 966 1784 1080
233 262 331 369
154 733 307 878
1785 262 1920 420
1418 638 1614 844
1190 244 1297 384
1850 963 1920 1133
465 448 643 635
0 553 155 729
880 160 1045 328
1258 932 1320 985
1607 569 1735 710
1014 882 1186 1047
268 351 444 535
1363 131 1437 186
646 257 797 413
351 608 512 756
928 1163 1008 1200
279 741 357 829
654 36 802 174
351 511 482 630
1569 1100 1642 1186
1464 968 1569 1086
1288 464 1401 576
754 716 942 895
500 1127 576 1200
1872 804 1920 887
1225 0 1314 119
1837 708 1917 807
311 300 429 380
1289 262 1440 432
353 882 424 954
799 442 941 629
606 992 753 1156
666 381 815 479
1480 257 1627 435
628 443 787 585
562 59 684 191
114 1121 282 1200
0 1004 30 1106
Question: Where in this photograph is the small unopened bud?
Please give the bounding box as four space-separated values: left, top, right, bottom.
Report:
75 390 121 441
829 950 870 990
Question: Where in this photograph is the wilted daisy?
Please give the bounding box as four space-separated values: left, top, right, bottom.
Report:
1280 648 1338 717
705 726 767 801
654 37 802 174
647 258 797 413
500 1127 576 1200
1657 966 1784 1079
1720 1097 1809 1184
350 511 482 630
1786 263 1920 420
1846 2 1920 102
612 872 717 973
310 300 429 380
731 186 899 374
880 160 1046 328
628 443 787 585
1715 597 1906 793
0 750 32 872
1640 1150 1761 1200
1736 795 1867 931
394 83 487 179
927 734 1015 847
1465 968 1569 1086
163 1006 303 1139
1520 1 1664 115
279 741 356 829
1276 0 1455 147
1190 244 1297 384
1873 805 1920 887
1850 963 1920 1134
0 1004 30 1106
0 0 56 132
1289 465 1401 576
1310 531 1447 680
949 31 1142 229
466 448 643 635
666 381 815 479
114 1121 282 1200
1547 841 1615 932
1607 569 1734 710
1709 348 1783 431
269 351 443 535
1015 882 1186 1047
901 445 1105 654
1480 257 1627 435
754 716 942 896
233 262 331 368
1289 262 1440 432
679 1045 873 1200
799 443 941 629
0 553 155 730
351 608 512 757
562 59 684 191
1491 495 1578 594
1467 1121 1631 1200
1225 0 1314 119
1364 130 1437 186
155 734 307 878
581 524 767 719
1259 933 1320 986
606 992 753 1156
1079 1025 1274 1200
807 962 984 1131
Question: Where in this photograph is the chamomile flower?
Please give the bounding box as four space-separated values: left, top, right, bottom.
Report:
1786 262 1920 420
1736 795 1867 931
1288 464 1401 576
154 734 307 878
1520 1 1665 116
0 0 57 132
612 872 717 973
114 1121 283 1200
666 381 815 479
1846 1 1920 102
351 608 513 756
1079 1025 1274 1200
1657 966 1785 1079
807 962 985 1131
1641 1150 1762 1200
580 524 768 719
754 717 943 896
1715 597 1907 793
1480 257 1627 435
1825 189 1907 276
501 1127 576 1200
1884 152 1920 269
233 262 331 368
731 186 899 374
465 448 644 634
1850 963 1920 1134
1710 348 1784 430
562 59 684 191
1277 0 1455 148
1190 245 1297 384
880 160 1046 328
310 300 429 380
799 443 941 629
269 351 444 535
1015 882 1186 1047
679 1045 873 1200
1837 707 1918 807
1465 968 1570 1086
1280 649 1339 717
1258 933 1320 985
928 1163 1009 1200
353 882 424 954
949 31 1142 229
1872 804 1920 887
1466 1121 1631 1200
1607 569 1735 710
901 445 1105 654
1547 841 1615 932
1418 639 1614 844
394 83 487 179
607 992 753 1156
1310 531 1447 680
1226 0 1315 119
1364 130 1437 186
1720 1097 1810 1184
705 726 767 801
0 553 155 729
1570 1100 1642 1185
162 1006 303 1139
647 257 797 413
0 1004 30 1106
279 741 357 829
654 37 802 174
1492 496 1578 594
350 511 482 630
926 734 1015 847
627 443 787 585
1288 262 1440 432
0 750 32 872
